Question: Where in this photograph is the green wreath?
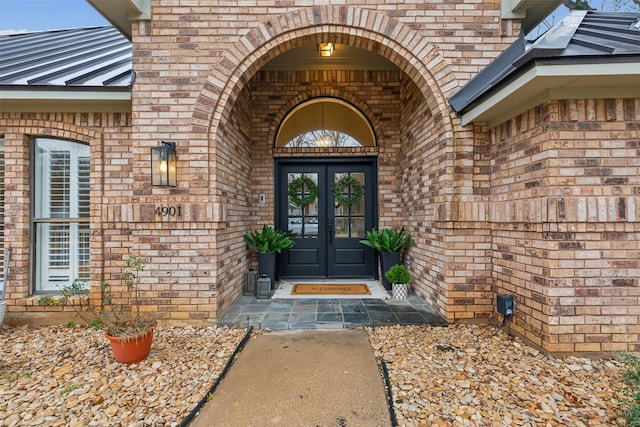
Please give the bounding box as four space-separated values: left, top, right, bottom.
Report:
288 175 319 208
333 175 364 207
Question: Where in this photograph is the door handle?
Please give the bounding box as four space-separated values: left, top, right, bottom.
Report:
328 222 333 244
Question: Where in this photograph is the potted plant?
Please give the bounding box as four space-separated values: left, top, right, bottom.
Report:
360 227 414 290
46 255 157 364
243 225 295 289
385 264 411 299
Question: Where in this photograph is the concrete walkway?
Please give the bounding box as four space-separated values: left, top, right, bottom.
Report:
190 330 392 427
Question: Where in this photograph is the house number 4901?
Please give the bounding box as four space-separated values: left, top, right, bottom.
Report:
155 206 182 217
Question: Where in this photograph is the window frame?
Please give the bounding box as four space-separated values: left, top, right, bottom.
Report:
31 137 91 293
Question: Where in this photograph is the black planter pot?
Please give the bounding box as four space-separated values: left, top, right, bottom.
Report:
380 251 401 291
258 252 277 290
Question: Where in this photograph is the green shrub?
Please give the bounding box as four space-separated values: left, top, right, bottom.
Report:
243 225 295 253
620 352 640 426
384 264 411 284
360 227 414 252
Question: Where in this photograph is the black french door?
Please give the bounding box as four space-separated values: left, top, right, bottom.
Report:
277 159 376 278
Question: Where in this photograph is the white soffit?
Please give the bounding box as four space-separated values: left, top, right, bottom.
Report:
0 89 131 113
460 62 640 127
501 0 562 33
86 0 151 39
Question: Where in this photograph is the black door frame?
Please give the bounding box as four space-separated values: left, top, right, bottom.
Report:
275 157 379 279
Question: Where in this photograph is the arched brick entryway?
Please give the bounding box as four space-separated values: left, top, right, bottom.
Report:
194 5 463 316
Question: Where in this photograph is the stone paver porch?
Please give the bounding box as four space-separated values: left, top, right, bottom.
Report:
217 292 447 330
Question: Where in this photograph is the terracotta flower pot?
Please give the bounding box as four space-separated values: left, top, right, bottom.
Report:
105 326 155 364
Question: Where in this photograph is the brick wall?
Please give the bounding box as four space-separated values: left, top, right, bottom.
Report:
491 99 640 352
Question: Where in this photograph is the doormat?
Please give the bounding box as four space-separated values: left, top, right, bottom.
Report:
291 283 371 295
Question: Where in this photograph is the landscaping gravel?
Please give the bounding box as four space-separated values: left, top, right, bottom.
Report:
368 324 629 427
0 325 247 426
0 323 630 427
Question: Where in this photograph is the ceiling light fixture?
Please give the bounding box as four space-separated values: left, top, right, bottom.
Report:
317 43 334 57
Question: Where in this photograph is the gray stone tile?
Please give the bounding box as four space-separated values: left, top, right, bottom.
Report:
262 313 290 323
242 314 266 327
419 312 448 325
216 312 239 326
293 298 318 305
317 312 343 323
362 299 388 308
237 305 269 314
265 302 294 313
413 304 438 314
317 302 341 313
343 312 370 325
368 311 399 325
230 296 254 306
341 301 366 313
289 312 316 323
270 299 295 305
395 312 429 325
291 305 316 314
385 301 419 313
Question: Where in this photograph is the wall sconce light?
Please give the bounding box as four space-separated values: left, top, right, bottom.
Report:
317 43 334 57
151 141 177 187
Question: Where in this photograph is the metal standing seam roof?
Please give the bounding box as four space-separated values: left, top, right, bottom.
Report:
0 26 133 88
449 10 640 114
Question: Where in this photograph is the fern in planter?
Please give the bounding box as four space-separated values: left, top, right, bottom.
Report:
243 225 294 253
360 227 414 253
243 225 295 290
361 227 414 290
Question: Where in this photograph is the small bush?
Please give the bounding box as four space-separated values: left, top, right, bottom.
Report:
87 319 103 329
620 352 640 426
384 264 411 284
37 295 63 306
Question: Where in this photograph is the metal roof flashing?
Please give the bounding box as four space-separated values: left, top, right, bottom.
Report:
449 11 640 127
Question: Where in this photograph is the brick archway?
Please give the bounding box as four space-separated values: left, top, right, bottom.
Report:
191 5 457 153
194 5 461 312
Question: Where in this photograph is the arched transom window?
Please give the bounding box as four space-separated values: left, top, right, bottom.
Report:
275 98 376 148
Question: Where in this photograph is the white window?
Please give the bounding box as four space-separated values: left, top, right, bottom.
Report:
34 138 90 292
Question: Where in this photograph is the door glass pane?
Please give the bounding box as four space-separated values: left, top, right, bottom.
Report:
287 172 319 239
333 172 365 239
351 217 365 238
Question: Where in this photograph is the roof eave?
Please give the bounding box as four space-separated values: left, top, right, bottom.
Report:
458 59 640 128
502 0 564 34
86 0 151 40
0 87 132 113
